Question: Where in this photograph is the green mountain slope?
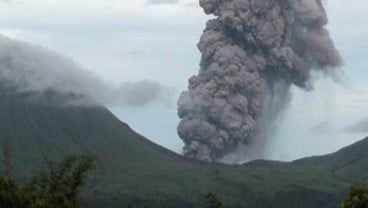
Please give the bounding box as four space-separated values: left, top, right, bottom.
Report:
0 89 367 208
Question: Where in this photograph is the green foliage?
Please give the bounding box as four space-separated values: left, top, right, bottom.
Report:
205 192 223 208
30 154 96 207
0 177 34 207
0 154 95 208
339 181 368 208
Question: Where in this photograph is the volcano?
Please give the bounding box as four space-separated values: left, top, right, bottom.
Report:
0 85 367 208
0 32 364 208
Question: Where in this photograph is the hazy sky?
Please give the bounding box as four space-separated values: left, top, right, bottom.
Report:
1 0 368 161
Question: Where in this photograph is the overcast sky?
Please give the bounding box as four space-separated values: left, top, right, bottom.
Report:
1 0 368 161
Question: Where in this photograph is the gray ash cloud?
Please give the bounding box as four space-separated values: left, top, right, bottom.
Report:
177 0 341 162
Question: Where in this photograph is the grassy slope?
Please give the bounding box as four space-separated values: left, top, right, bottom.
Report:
0 90 367 208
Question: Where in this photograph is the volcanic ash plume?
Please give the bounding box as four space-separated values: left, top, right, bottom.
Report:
177 0 341 162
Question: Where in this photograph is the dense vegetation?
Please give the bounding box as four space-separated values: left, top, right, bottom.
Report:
339 182 368 208
205 192 224 208
0 154 95 208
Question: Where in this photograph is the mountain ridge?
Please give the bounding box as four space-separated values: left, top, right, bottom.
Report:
0 89 367 207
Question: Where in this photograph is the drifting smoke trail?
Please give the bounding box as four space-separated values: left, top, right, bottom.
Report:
177 0 341 162
0 35 170 107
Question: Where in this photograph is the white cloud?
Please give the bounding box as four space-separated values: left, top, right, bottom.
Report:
0 0 207 84
0 35 172 107
146 0 179 5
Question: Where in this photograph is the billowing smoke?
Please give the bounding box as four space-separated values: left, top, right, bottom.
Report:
0 35 170 107
177 0 341 162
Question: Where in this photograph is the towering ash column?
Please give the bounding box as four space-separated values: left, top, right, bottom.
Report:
177 0 341 162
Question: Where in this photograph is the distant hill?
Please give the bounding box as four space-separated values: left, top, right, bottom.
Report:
0 88 367 208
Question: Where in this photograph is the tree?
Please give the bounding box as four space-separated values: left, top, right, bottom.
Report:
0 154 96 208
30 154 96 207
205 192 224 208
1 138 12 177
339 181 368 208
0 177 34 207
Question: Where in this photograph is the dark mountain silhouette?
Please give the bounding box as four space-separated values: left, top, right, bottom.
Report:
0 88 367 208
